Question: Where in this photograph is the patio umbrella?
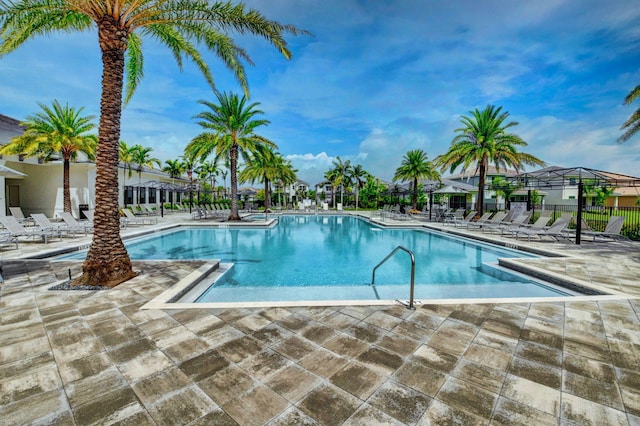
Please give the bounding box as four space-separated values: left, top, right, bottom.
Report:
0 164 26 179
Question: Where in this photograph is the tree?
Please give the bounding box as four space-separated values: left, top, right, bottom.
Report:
162 159 184 180
130 145 160 205
0 0 305 287
185 92 276 220
329 157 351 207
195 158 221 196
393 149 440 211
349 164 368 210
118 141 135 206
435 105 545 216
491 176 521 210
0 100 97 213
239 147 277 211
619 85 640 142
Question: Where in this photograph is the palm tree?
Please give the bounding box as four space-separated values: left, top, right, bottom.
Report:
0 0 305 287
349 164 368 210
434 105 545 216
181 155 197 209
393 149 440 211
118 140 135 206
162 158 184 207
130 145 160 205
619 85 640 142
196 158 221 192
185 92 276 220
239 147 277 211
0 100 97 213
330 156 351 207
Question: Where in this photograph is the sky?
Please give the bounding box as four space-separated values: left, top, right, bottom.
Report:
1 0 639 186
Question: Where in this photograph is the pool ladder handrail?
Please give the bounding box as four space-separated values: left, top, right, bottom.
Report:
371 245 416 310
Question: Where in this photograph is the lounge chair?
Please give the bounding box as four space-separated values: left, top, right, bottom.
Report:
9 206 33 225
484 213 530 234
0 230 18 250
31 213 76 237
59 212 93 235
511 217 571 241
583 216 627 241
468 212 506 230
121 208 157 226
465 212 493 230
444 209 465 225
446 210 477 228
0 215 61 243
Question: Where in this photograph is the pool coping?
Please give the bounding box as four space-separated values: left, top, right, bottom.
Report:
135 214 633 310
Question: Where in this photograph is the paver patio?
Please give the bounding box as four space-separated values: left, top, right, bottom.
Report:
1 212 639 425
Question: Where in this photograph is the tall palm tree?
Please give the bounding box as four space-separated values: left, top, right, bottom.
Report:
118 140 135 206
180 155 197 209
162 158 184 206
275 155 297 207
434 105 545 215
330 156 351 207
185 92 276 220
130 144 160 204
0 100 97 213
239 147 277 211
393 149 440 211
349 164 368 210
0 0 305 287
619 85 640 142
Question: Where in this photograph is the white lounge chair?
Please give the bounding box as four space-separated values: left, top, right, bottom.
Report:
59 212 93 235
512 217 571 241
31 213 75 237
0 215 60 243
9 206 33 225
583 216 627 241
466 212 495 230
121 208 157 226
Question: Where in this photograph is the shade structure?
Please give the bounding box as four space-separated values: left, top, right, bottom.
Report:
0 164 26 179
433 184 468 194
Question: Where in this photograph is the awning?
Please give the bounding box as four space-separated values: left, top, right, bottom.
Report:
0 164 27 179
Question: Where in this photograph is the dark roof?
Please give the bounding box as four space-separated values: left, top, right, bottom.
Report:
0 113 25 141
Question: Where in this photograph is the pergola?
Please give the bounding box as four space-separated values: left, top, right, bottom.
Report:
509 166 640 244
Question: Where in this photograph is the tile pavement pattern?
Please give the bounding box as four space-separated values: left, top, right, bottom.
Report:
2 256 640 425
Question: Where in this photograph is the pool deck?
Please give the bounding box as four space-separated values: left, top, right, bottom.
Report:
1 211 640 425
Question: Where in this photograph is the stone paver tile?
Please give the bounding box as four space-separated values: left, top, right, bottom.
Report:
0 354 62 406
299 348 349 379
65 365 128 407
329 361 385 399
509 356 561 389
0 389 73 426
198 364 257 405
481 310 526 339
345 403 404 425
233 313 272 333
345 322 385 344
390 320 433 342
148 325 197 349
298 384 361 426
274 335 316 361
131 367 192 406
395 357 446 397
107 337 156 363
323 334 369 358
215 308 254 323
162 336 211 364
356 346 403 375
417 399 485 426
269 407 319 425
301 307 338 322
449 303 494 326
563 371 624 410
147 385 215 425
501 375 560 416
617 368 640 416
72 386 146 426
320 311 361 330
519 328 563 351
277 313 312 331
413 344 459 374
190 409 240 426
0 335 50 366
368 381 431 424
266 364 322 402
436 376 497 420
561 392 628 425
564 352 618 384
251 323 293 345
363 311 403 331
427 319 478 356
200 324 245 348
405 311 447 331
491 396 557 426
95 326 145 351
301 322 336 344
463 342 511 371
564 334 612 363
376 332 420 357
259 307 294 322
57 351 113 384
217 335 263 363
451 359 505 394
527 302 564 322
182 314 224 335
340 306 377 321
137 316 182 336
608 338 640 370
473 328 518 353
116 349 174 382
222 384 289 426
514 340 562 368
239 349 289 380
179 349 230 382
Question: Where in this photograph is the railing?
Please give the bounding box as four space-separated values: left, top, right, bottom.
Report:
371 245 416 310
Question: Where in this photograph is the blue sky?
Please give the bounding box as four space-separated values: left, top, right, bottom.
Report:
1 0 639 185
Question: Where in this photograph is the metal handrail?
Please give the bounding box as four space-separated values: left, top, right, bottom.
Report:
371 245 416 310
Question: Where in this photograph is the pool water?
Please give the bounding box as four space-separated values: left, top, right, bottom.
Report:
63 215 571 302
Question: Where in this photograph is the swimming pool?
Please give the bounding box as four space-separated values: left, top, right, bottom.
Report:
62 215 573 303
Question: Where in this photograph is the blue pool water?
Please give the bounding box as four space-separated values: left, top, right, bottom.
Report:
62 215 571 302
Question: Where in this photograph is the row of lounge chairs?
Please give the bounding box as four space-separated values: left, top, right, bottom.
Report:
444 210 627 242
192 204 230 220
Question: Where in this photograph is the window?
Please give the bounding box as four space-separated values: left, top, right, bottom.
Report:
124 186 134 205
149 188 157 203
139 187 146 204
569 178 577 185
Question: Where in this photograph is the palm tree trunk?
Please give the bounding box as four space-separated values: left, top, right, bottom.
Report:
264 176 271 212
63 156 71 213
477 157 488 216
74 19 136 287
228 145 240 220
412 178 418 210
